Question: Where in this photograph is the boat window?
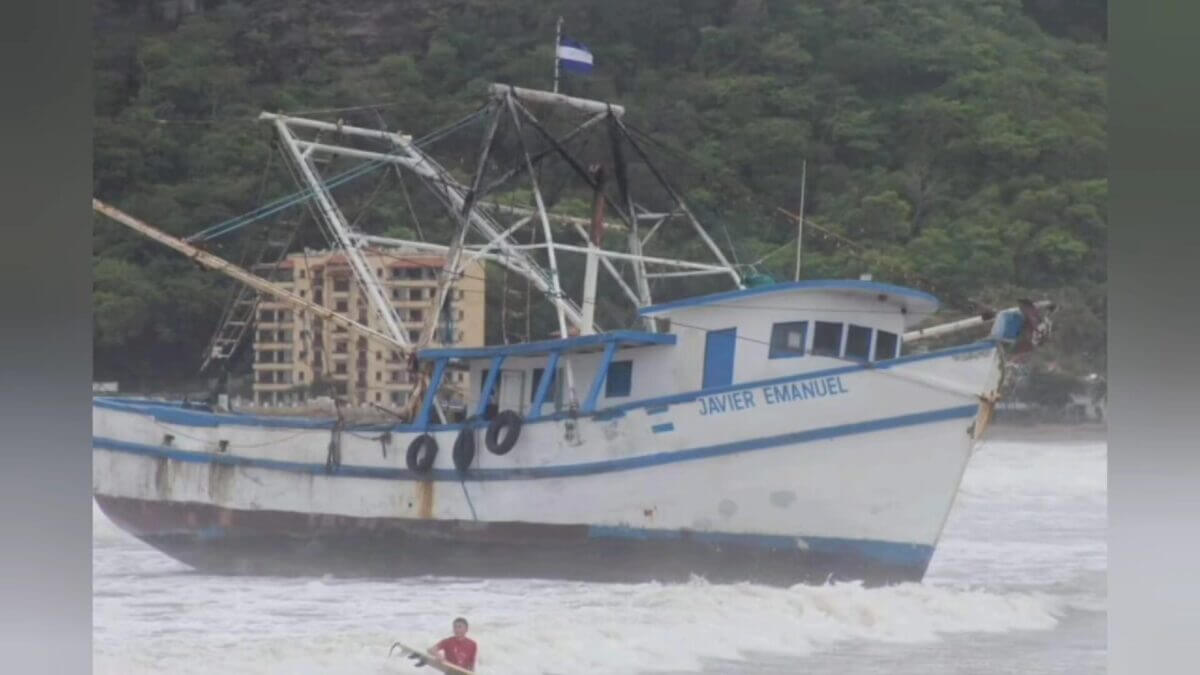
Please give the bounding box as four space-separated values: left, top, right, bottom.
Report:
531 367 564 407
811 321 843 357
845 325 872 361
874 331 899 361
606 360 633 397
769 321 808 358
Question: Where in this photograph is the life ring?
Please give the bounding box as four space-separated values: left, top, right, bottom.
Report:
406 433 438 474
485 410 522 455
452 426 476 473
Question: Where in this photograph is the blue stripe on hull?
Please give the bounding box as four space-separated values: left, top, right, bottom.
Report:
93 341 996 432
93 404 977 482
94 495 934 586
587 525 933 568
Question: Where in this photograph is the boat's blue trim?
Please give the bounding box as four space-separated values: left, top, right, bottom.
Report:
95 342 993 430
583 341 619 413
94 341 997 433
415 358 447 429
417 330 675 360
598 341 995 418
475 355 506 417
651 422 675 434
93 404 977 482
586 526 933 567
528 351 561 421
638 279 940 316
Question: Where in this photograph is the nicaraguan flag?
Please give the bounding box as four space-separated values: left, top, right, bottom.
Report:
556 38 594 74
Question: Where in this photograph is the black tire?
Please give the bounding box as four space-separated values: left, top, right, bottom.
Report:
485 410 522 456
452 426 476 473
406 433 438 474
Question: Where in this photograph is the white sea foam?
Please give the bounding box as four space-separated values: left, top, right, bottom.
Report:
92 573 1071 675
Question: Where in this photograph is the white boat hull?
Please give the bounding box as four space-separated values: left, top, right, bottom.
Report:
93 342 1001 586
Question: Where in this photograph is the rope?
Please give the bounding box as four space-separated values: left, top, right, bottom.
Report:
182 105 492 244
460 478 479 521
188 159 390 242
149 419 321 448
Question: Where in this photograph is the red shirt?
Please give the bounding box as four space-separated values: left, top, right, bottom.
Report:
435 636 477 671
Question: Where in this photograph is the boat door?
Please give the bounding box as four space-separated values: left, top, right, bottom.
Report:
497 370 527 414
703 328 737 389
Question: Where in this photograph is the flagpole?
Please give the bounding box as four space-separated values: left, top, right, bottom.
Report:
794 158 807 282
553 16 563 93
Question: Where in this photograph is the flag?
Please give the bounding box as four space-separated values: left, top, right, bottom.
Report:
556 38 594 74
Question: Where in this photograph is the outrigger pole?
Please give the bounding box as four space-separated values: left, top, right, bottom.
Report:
91 199 404 350
903 300 1055 342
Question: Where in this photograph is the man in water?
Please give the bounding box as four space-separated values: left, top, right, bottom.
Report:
414 617 477 672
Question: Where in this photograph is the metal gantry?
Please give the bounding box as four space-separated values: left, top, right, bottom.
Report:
97 84 748 417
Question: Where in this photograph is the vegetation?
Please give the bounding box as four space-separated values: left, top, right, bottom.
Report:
93 0 1106 409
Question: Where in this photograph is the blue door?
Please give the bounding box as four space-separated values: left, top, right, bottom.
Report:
703 328 737 389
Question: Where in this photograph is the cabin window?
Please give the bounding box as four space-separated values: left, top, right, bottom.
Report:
531 367 563 406
845 325 873 361
811 322 844 357
769 321 808 359
874 331 899 361
606 360 633 398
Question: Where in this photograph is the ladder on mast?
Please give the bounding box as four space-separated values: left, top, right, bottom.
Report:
198 218 304 372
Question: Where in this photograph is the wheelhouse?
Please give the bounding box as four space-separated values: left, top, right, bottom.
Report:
414 279 941 427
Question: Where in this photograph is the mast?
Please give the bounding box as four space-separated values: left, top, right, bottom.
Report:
553 16 563 94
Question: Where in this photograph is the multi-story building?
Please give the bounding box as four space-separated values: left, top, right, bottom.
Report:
250 248 485 408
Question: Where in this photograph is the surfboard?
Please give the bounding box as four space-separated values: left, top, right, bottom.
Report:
389 641 476 675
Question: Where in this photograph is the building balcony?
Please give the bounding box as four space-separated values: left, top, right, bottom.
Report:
252 380 295 390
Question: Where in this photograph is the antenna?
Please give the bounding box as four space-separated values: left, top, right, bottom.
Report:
794 158 807 282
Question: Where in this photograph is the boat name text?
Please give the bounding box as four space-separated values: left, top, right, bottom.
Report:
698 376 850 416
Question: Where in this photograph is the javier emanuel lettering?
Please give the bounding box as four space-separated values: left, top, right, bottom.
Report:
698 376 850 416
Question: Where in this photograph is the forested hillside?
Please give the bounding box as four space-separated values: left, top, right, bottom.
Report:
93 0 1106 407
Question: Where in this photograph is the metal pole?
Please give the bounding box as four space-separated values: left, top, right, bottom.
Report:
272 119 411 349
418 103 503 347
794 159 806 282
612 118 743 289
902 301 1056 342
91 199 404 350
553 16 563 94
505 93 580 407
504 95 570 341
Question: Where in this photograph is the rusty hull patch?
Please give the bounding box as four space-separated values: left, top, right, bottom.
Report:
415 480 434 519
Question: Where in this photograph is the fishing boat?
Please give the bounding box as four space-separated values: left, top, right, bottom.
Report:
92 84 1052 586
